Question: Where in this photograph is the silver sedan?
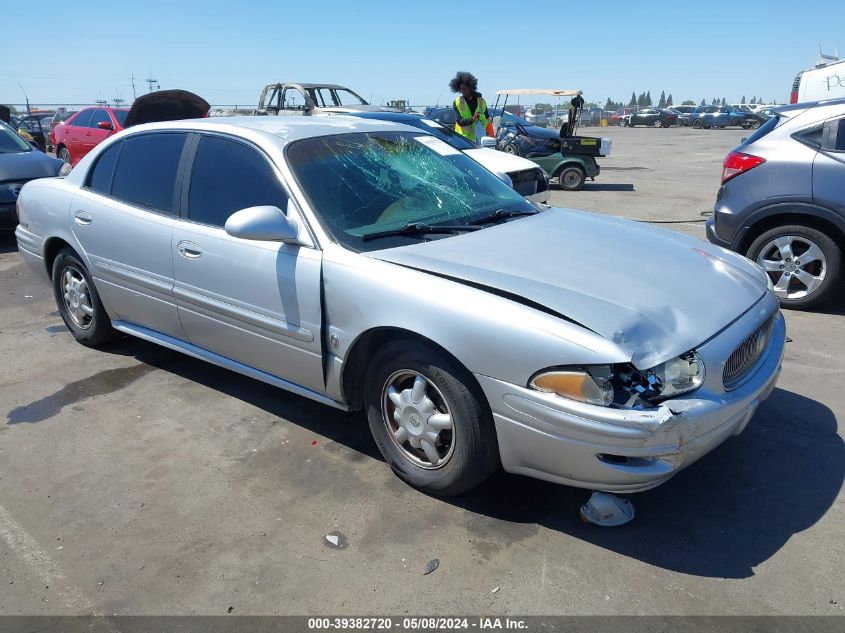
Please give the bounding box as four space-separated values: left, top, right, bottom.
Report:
15 116 785 496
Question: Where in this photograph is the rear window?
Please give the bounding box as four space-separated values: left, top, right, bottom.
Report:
113 110 129 126
71 110 94 128
111 133 187 214
743 115 780 145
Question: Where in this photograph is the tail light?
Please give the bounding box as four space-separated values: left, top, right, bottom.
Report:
789 91 798 104
722 151 765 184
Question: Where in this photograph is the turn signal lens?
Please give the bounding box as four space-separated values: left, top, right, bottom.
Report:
530 370 614 406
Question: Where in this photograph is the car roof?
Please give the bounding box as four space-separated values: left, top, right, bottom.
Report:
773 97 845 113
122 115 417 142
267 83 351 90
349 111 423 123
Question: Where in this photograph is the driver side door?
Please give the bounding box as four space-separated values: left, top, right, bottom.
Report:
171 133 325 392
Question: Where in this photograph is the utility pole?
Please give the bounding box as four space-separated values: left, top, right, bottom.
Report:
17 81 32 115
146 72 159 93
130 74 137 101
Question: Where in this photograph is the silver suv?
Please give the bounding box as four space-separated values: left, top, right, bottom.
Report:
707 98 845 308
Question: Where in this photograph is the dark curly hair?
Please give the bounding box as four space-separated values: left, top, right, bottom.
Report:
449 71 478 93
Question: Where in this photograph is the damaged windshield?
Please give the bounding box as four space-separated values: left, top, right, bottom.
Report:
287 131 533 251
0 122 33 153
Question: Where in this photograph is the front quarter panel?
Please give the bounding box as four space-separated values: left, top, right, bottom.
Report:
320 244 629 403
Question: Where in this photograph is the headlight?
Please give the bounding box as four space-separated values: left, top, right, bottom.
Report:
530 352 705 408
647 351 705 398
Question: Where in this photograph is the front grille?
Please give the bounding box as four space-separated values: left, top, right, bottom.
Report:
723 315 775 389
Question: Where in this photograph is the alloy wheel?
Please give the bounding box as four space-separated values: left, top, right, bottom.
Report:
381 370 455 469
62 266 94 329
757 235 827 300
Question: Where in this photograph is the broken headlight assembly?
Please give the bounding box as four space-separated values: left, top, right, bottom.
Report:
529 351 705 408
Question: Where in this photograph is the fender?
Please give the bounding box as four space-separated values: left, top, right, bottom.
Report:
733 200 845 250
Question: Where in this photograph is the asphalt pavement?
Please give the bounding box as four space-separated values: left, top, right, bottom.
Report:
0 126 842 616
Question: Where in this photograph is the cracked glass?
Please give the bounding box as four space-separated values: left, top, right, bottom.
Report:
287 131 533 251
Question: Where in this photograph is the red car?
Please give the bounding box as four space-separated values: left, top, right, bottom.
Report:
52 106 129 165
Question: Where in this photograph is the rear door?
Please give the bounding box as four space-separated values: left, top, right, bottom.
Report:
70 132 189 338
171 133 324 391
84 109 114 156
813 116 845 214
64 109 93 163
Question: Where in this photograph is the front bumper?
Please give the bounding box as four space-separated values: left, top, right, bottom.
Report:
477 296 785 493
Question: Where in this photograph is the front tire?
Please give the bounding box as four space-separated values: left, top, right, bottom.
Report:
57 146 71 164
558 165 586 191
692 119 703 129
653 120 663 128
52 248 117 346
364 341 499 496
746 225 841 309
503 143 520 156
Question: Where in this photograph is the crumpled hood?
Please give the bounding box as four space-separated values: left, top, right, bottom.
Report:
370 208 767 368
0 150 63 183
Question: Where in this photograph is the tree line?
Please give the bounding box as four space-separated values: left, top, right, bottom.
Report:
604 92 771 111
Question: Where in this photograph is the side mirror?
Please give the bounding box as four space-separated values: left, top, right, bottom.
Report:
97 121 113 130
225 205 300 243
479 136 497 149
496 172 513 187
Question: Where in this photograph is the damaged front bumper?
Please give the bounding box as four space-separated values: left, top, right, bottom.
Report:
477 303 786 493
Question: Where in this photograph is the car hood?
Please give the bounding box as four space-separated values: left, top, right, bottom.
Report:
0 150 63 182
515 124 560 140
369 208 767 368
321 105 396 114
125 89 210 127
464 148 542 175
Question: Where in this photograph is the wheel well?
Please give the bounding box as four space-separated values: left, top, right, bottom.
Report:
341 327 467 411
737 213 845 255
555 162 585 176
43 238 74 279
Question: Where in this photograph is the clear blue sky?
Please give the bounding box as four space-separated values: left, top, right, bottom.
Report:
2 0 842 108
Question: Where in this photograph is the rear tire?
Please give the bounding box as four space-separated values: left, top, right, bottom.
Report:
363 340 499 496
52 248 117 346
746 225 841 310
558 165 586 191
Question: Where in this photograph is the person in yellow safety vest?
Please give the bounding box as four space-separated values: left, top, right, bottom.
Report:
449 71 491 143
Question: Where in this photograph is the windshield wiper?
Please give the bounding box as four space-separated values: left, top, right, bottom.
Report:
473 209 538 225
361 222 481 242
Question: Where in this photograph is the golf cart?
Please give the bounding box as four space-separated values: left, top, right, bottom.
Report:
488 89 611 191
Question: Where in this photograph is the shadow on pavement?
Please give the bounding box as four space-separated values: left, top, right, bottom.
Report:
449 387 843 579
581 183 635 192
24 332 841 580
0 233 18 254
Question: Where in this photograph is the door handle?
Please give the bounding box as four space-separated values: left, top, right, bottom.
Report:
74 210 92 225
176 240 202 259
